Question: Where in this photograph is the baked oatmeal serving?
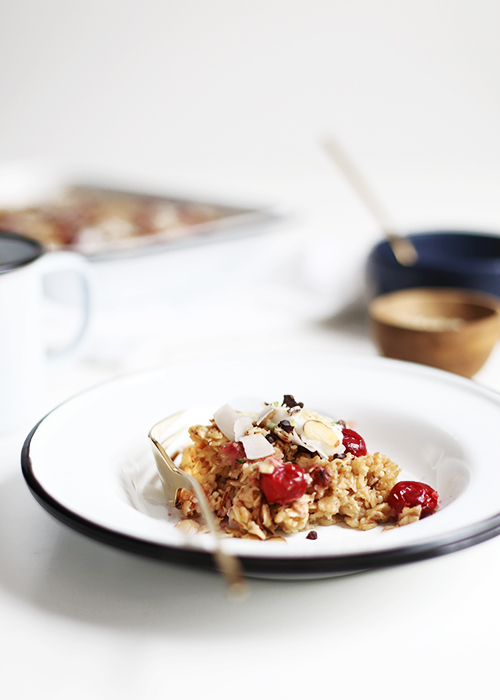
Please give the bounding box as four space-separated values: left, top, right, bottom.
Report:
174 395 439 539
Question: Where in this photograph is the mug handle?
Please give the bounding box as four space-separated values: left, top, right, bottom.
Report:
37 250 92 365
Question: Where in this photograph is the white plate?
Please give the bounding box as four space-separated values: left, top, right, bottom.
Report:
21 353 500 579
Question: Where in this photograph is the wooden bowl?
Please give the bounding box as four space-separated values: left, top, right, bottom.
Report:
368 288 500 377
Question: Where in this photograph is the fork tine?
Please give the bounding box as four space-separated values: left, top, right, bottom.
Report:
149 411 247 598
148 409 187 442
158 425 186 452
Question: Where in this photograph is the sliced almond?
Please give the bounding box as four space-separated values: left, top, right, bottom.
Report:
303 420 340 447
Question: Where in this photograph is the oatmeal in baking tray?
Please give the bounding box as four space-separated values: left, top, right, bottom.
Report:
174 395 439 539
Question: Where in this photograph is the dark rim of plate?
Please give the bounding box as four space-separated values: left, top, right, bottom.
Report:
20 418 500 578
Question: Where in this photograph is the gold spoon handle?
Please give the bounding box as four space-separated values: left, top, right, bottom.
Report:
149 427 247 598
322 136 418 266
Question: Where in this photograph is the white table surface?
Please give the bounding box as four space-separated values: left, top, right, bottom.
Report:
3 220 500 698
2 1 500 695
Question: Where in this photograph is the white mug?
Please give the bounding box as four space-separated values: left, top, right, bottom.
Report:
0 231 91 434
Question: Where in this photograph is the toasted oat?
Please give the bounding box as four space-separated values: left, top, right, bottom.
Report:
175 519 202 534
170 398 432 539
175 421 402 538
397 505 422 527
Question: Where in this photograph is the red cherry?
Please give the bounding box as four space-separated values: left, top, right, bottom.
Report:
342 428 367 457
260 462 308 505
219 442 245 466
388 481 439 517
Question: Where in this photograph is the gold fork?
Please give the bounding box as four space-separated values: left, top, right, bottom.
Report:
148 411 246 597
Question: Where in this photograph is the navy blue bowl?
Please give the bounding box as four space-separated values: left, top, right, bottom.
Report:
366 230 500 299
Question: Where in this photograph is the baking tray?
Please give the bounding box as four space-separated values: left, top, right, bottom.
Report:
0 162 285 260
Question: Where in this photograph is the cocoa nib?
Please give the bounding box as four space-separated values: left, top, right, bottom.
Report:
306 531 318 540
282 395 304 410
278 420 294 433
265 432 278 444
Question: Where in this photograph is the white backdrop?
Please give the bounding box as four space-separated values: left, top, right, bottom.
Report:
1 0 499 196
2 0 500 369
3 6 500 699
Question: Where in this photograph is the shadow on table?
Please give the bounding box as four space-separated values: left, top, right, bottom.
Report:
0 471 374 637
314 297 371 340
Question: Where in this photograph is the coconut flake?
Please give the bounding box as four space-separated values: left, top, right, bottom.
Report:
240 433 275 460
213 403 238 441
256 405 274 425
271 407 292 425
234 415 254 441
